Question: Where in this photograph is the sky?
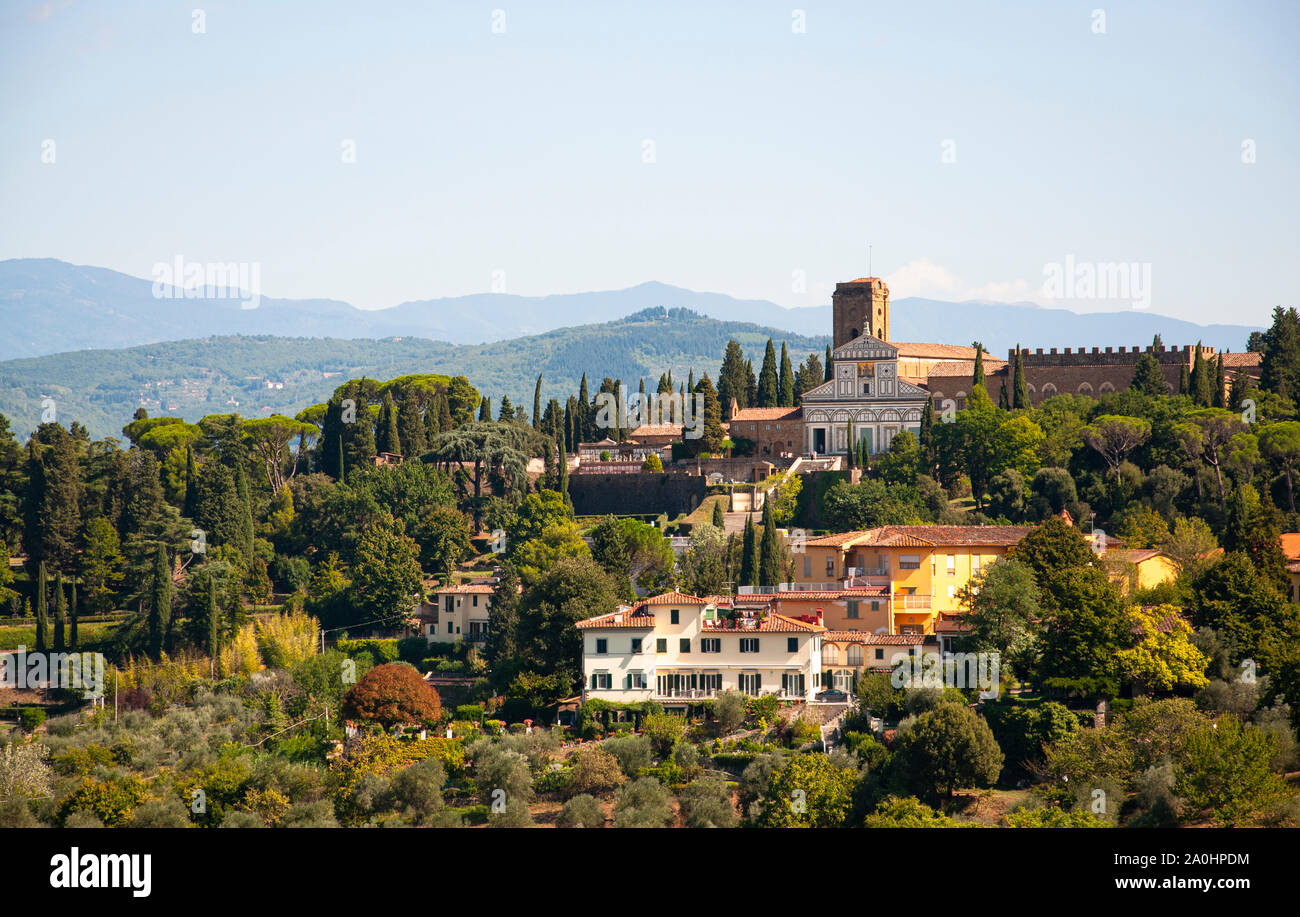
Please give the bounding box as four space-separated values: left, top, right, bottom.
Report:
0 0 1296 325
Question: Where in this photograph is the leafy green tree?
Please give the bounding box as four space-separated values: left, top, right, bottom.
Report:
1260 306 1300 401
1258 421 1300 512
890 701 1003 799
1131 352 1167 396
962 557 1041 681
757 753 856 827
80 516 124 614
1176 716 1286 826
1117 604 1210 694
1037 567 1132 698
350 512 423 628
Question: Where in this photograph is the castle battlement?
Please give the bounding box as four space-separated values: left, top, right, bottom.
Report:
1010 343 1219 367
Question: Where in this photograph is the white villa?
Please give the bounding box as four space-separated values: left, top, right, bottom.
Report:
576 591 825 708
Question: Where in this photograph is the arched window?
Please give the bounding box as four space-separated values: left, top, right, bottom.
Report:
1078 382 1094 395
822 644 839 666
1041 383 1058 398
1099 381 1115 393
847 645 864 666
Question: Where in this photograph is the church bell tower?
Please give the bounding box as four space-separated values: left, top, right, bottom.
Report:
832 277 890 348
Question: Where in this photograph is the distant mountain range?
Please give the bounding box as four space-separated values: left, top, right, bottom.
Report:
0 258 1263 362
0 309 828 440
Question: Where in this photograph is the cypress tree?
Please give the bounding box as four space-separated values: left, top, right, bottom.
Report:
558 437 569 498
1178 360 1190 396
380 392 402 454
919 398 936 471
68 577 77 650
397 390 427 457
757 340 779 407
739 515 757 588
758 501 782 590
478 397 491 422
578 374 591 440
718 340 748 420
845 420 855 468
435 392 452 433
53 573 65 652
236 467 255 563
859 431 870 468
825 345 833 381
148 544 171 658
779 342 795 407
998 378 1010 410
207 575 221 659
712 500 726 528
35 560 47 652
183 446 199 517
1013 346 1030 409
1214 354 1226 407
745 359 758 407
498 395 515 422
972 342 985 389
533 373 543 430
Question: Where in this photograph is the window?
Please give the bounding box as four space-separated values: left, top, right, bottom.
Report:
629 672 646 689
971 555 981 574
656 638 667 653
787 637 798 652
803 556 811 578
447 621 454 634
947 554 956 574
595 638 607 654
472 596 479 607
739 673 762 696
590 673 611 690
781 673 806 697
899 554 921 570
701 638 721 653
679 638 691 653
847 645 864 666
670 609 679 624
874 648 884 660
822 644 839 666
870 600 880 611
948 584 957 598
739 638 759 653
847 600 859 619
630 638 642 654
825 557 835 577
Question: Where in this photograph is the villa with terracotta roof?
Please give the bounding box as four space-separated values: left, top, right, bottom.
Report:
787 524 1036 634
575 591 825 707
418 581 495 644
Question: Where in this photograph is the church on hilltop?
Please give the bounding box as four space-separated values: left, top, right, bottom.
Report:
725 275 1262 460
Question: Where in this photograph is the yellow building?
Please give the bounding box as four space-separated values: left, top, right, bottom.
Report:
788 525 1034 634
1100 548 1179 594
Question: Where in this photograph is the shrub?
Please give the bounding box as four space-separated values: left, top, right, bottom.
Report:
390 757 448 825
566 747 627 798
336 638 400 667
256 608 319 669
757 754 856 828
557 793 606 827
343 663 442 727
613 777 675 828
1004 807 1110 828
19 708 46 732
602 734 653 777
397 637 430 665
455 704 486 722
712 690 747 735
641 713 687 757
789 717 822 747
678 776 736 828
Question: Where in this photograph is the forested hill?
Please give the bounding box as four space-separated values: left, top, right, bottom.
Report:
0 308 829 439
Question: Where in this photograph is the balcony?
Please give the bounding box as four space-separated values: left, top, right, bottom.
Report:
892 594 932 611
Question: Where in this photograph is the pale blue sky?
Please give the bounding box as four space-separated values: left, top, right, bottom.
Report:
1 0 1296 324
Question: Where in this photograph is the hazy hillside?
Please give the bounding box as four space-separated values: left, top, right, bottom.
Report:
0 308 829 439
0 259 1261 361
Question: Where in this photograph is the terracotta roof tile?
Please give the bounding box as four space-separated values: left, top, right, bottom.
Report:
730 407 803 422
